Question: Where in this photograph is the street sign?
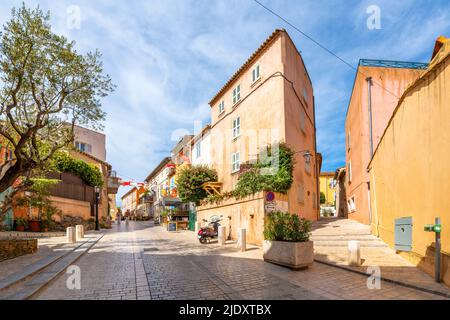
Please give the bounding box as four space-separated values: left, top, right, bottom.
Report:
265 192 275 202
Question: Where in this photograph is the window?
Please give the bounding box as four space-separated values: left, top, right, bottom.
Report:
195 141 201 159
303 87 308 103
297 183 305 204
232 117 241 139
300 111 306 133
231 152 240 173
252 65 260 83
75 141 92 154
232 85 241 104
312 192 317 209
348 161 352 183
218 101 225 114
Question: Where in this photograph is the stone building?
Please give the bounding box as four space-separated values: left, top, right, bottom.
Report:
197 29 320 245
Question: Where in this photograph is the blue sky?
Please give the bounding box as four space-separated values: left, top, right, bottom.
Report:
1 0 449 203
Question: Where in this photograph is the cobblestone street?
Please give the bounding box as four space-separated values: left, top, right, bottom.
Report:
33 221 448 300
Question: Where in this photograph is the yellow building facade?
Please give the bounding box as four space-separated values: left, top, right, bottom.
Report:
368 36 450 286
319 172 335 206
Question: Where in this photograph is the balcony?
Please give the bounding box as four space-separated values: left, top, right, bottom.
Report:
107 170 120 194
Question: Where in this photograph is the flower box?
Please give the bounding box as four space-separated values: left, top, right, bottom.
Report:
263 240 314 270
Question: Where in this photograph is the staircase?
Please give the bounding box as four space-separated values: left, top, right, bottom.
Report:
311 218 388 248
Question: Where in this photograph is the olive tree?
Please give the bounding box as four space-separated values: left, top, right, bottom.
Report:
0 4 114 195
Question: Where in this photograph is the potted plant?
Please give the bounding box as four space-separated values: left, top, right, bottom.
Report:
15 217 28 232
161 209 169 226
263 211 313 270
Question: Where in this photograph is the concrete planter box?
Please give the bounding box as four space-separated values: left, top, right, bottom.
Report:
263 240 314 270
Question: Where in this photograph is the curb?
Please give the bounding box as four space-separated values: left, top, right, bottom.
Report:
1 234 104 300
314 258 450 299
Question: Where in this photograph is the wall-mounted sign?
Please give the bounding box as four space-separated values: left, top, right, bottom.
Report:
265 191 275 202
265 201 289 214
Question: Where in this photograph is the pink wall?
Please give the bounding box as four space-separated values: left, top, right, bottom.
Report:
345 65 425 224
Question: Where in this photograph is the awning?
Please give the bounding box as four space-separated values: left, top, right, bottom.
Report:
162 197 183 206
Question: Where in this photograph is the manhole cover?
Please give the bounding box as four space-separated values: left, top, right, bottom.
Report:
143 248 159 252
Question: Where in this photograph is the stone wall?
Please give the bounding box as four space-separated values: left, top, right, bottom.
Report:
0 239 38 262
197 193 265 245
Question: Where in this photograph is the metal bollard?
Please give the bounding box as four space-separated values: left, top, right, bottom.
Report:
66 227 76 243
435 217 441 283
348 240 361 266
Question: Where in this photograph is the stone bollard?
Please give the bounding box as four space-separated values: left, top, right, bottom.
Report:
66 227 76 244
237 228 246 252
218 226 226 246
195 222 201 234
76 225 84 241
348 240 361 266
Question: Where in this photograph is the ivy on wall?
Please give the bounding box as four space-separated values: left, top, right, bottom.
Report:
53 152 103 187
201 143 295 205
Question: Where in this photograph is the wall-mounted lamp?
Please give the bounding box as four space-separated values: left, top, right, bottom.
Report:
303 151 312 164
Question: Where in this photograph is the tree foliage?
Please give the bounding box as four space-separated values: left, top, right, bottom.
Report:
15 177 59 220
52 152 103 187
320 192 326 204
0 4 114 194
176 165 218 205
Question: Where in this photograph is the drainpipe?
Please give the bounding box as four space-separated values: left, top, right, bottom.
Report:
366 77 374 159
366 77 374 224
312 94 320 220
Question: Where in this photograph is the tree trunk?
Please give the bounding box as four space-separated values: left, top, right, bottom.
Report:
0 161 26 194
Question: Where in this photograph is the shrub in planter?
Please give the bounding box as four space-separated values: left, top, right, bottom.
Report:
263 211 313 270
15 217 28 231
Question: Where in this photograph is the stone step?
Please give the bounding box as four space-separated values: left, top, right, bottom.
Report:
0 234 103 300
311 239 388 247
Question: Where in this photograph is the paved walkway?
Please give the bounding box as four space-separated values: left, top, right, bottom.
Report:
311 218 450 297
33 221 447 300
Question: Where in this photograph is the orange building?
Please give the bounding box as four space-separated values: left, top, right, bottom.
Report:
369 36 450 286
345 59 427 224
121 186 146 216
197 29 319 245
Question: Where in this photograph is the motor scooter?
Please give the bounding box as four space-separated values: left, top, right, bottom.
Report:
197 217 222 244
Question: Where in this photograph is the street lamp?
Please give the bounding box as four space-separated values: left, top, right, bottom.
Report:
94 186 100 231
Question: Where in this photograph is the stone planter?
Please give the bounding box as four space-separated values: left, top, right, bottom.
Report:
263 240 314 270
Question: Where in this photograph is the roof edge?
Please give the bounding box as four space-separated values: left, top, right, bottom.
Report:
209 29 286 106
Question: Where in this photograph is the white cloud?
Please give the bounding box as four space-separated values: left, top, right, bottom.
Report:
2 0 449 202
